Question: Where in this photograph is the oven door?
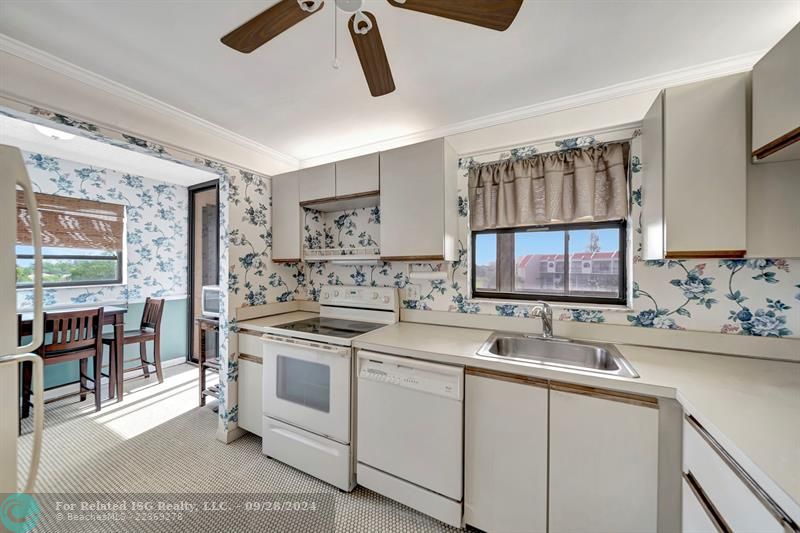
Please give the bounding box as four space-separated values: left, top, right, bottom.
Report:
261 334 351 444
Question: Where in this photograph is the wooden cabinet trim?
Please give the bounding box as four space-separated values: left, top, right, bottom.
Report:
465 367 548 388
551 381 658 409
272 258 301 263
665 250 746 259
299 190 380 208
238 353 262 364
753 126 800 160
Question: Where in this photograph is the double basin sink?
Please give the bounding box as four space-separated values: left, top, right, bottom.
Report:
477 332 639 378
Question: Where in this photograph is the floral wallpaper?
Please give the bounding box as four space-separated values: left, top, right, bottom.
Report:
303 129 799 339
16 151 188 310
227 170 306 306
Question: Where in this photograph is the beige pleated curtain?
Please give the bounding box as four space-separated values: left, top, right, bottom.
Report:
468 142 629 231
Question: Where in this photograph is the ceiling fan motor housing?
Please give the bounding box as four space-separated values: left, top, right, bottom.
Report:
335 0 363 13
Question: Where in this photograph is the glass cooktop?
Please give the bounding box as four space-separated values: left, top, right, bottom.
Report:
272 317 385 339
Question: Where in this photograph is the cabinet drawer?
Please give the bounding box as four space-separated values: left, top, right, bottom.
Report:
237 330 263 358
683 416 791 532
682 475 727 533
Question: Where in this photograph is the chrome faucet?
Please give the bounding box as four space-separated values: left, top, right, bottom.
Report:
531 302 553 338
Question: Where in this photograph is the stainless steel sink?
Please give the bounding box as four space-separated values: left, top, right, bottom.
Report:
476 332 639 378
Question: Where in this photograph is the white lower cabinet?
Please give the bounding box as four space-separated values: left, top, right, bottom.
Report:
683 415 789 533
464 369 548 533
549 384 659 533
237 354 262 437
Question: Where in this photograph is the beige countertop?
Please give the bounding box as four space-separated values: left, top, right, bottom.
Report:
353 322 800 518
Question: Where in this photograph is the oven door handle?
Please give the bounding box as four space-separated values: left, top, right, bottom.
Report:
260 334 351 357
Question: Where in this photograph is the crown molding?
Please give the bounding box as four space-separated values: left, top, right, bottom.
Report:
0 33 300 170
300 49 766 167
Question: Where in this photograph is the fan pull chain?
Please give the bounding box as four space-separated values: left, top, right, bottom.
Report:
332 4 341 69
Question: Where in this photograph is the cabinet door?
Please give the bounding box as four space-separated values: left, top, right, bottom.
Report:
238 356 262 436
380 138 457 261
641 90 665 261
663 73 747 257
272 172 301 261
752 23 800 162
549 385 659 533
336 153 379 197
464 371 548 533
298 163 335 203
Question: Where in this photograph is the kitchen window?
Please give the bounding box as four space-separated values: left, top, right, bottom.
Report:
471 220 627 305
15 191 125 288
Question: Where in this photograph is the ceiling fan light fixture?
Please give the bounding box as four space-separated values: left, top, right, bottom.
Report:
335 0 363 13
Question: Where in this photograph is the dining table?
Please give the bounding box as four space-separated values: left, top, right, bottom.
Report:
19 305 128 401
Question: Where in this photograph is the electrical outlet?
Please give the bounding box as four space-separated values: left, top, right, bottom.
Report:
405 284 420 301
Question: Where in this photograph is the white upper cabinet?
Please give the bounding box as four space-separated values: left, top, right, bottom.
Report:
271 171 301 261
298 163 335 203
549 384 659 533
752 23 800 162
642 73 748 260
379 138 458 261
464 370 548 533
336 153 379 197
298 156 379 205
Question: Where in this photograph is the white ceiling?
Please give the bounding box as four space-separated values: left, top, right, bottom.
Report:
0 0 797 165
0 115 218 186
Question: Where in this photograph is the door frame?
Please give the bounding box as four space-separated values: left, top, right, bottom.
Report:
187 179 220 364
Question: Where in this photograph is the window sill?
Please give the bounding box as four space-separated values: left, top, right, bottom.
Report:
16 282 126 291
468 297 633 312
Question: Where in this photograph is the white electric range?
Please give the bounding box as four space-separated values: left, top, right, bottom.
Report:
259 285 398 491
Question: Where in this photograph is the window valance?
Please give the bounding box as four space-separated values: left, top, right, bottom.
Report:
16 191 125 251
468 142 629 231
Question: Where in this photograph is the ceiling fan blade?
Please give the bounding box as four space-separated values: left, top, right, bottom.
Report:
349 12 395 97
387 0 522 31
221 0 324 53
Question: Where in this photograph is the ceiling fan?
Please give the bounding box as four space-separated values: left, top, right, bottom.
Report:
221 0 524 97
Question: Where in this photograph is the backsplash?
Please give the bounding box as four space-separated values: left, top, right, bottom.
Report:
301 132 799 339
16 151 188 309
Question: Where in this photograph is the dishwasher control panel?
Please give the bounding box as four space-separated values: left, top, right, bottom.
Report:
357 354 462 400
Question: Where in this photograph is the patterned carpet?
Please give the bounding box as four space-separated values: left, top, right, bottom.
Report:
16 364 462 532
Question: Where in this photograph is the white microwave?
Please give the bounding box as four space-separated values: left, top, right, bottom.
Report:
201 285 221 317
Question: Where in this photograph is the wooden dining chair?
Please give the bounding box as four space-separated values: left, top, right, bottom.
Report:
103 297 165 389
21 307 106 414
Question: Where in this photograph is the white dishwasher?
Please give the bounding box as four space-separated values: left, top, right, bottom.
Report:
356 350 464 528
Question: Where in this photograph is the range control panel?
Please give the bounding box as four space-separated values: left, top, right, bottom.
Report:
320 285 398 312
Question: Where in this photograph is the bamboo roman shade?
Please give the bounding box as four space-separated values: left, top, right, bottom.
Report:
16 191 125 251
468 142 629 231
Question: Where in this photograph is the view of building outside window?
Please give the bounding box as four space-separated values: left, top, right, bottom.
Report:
474 233 497 290
473 225 623 301
515 228 620 298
